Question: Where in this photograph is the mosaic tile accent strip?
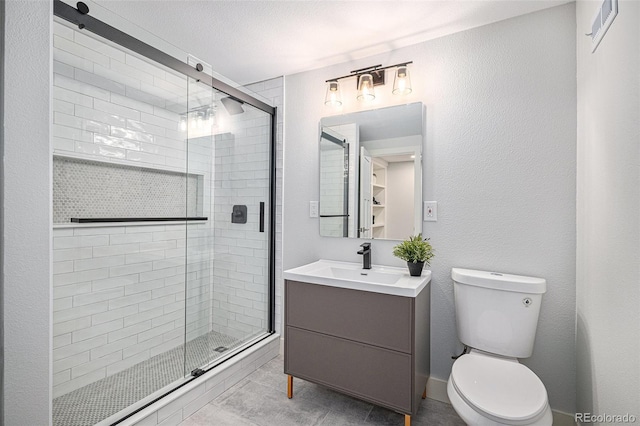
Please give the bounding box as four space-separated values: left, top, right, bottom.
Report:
53 156 202 224
52 330 241 426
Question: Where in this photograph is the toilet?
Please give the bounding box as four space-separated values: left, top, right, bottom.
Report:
447 268 553 426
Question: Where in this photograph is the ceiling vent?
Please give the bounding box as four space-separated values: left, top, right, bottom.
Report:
589 0 618 53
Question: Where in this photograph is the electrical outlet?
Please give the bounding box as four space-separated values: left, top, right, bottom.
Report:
424 201 437 222
309 201 319 218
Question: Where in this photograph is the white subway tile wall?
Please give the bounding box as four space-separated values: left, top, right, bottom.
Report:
52 222 211 398
320 145 347 237
209 121 270 341
51 19 281 407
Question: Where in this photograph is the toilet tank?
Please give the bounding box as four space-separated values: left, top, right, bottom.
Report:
451 268 546 358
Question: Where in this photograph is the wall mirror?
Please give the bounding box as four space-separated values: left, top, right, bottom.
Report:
319 102 424 240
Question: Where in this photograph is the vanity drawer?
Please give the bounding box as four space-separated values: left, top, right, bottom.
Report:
285 326 412 413
285 280 413 353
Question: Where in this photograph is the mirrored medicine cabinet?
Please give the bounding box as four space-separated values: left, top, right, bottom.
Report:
319 102 424 241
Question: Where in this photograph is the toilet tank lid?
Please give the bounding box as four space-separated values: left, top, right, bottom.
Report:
451 268 546 294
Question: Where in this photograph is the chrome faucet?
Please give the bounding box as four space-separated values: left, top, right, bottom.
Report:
357 242 372 270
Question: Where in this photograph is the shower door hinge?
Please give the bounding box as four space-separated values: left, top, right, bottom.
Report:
191 368 205 378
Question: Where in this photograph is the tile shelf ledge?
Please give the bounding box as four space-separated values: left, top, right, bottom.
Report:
53 151 207 178
53 219 209 229
70 217 208 223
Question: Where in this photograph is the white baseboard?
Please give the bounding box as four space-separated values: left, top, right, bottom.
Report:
426 377 576 426
426 376 450 404
553 411 577 426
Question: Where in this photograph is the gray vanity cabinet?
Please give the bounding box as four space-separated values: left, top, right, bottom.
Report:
284 279 431 420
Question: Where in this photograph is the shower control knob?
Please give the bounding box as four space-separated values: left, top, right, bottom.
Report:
522 297 533 307
195 63 204 72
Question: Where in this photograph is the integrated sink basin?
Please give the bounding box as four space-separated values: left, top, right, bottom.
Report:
283 259 431 297
328 267 402 285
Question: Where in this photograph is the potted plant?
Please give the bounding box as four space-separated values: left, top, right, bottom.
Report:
392 234 434 276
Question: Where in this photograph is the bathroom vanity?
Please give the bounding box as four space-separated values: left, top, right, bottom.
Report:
283 260 431 426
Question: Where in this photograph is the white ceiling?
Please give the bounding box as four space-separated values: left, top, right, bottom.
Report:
95 0 571 85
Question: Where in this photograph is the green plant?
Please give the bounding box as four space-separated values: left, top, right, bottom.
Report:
392 234 434 265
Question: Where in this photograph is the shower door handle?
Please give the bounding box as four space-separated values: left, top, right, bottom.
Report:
259 202 265 232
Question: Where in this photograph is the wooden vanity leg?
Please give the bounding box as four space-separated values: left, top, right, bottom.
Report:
404 414 411 426
287 375 293 399
422 386 427 399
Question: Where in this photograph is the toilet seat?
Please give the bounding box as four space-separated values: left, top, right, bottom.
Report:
450 352 549 425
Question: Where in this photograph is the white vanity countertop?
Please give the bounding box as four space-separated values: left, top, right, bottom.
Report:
283 259 431 297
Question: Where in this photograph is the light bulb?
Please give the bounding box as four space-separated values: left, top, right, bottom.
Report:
392 66 412 95
324 81 343 107
357 74 375 101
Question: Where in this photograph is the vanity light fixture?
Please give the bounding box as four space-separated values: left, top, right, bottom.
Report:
324 61 413 106
180 106 214 132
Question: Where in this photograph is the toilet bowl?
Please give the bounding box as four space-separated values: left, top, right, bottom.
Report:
448 268 552 426
447 351 553 425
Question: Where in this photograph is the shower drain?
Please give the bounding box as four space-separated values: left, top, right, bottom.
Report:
214 346 228 353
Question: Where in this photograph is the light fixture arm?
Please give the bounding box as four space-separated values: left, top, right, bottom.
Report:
349 64 383 75
325 61 413 83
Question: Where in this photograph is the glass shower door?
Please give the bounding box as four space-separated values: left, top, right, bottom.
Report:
184 75 272 372
183 68 216 375
51 18 193 425
211 97 272 349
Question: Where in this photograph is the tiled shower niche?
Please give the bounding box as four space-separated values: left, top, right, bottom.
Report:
53 156 203 223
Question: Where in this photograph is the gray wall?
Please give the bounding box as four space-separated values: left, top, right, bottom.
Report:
283 4 577 413
2 0 53 424
0 0 4 421
576 0 640 420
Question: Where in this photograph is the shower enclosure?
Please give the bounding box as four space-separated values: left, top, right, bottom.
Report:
51 2 275 425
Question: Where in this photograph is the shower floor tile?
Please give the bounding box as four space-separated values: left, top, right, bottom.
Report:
52 331 241 426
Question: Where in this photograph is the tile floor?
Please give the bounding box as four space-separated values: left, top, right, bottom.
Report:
180 355 465 426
